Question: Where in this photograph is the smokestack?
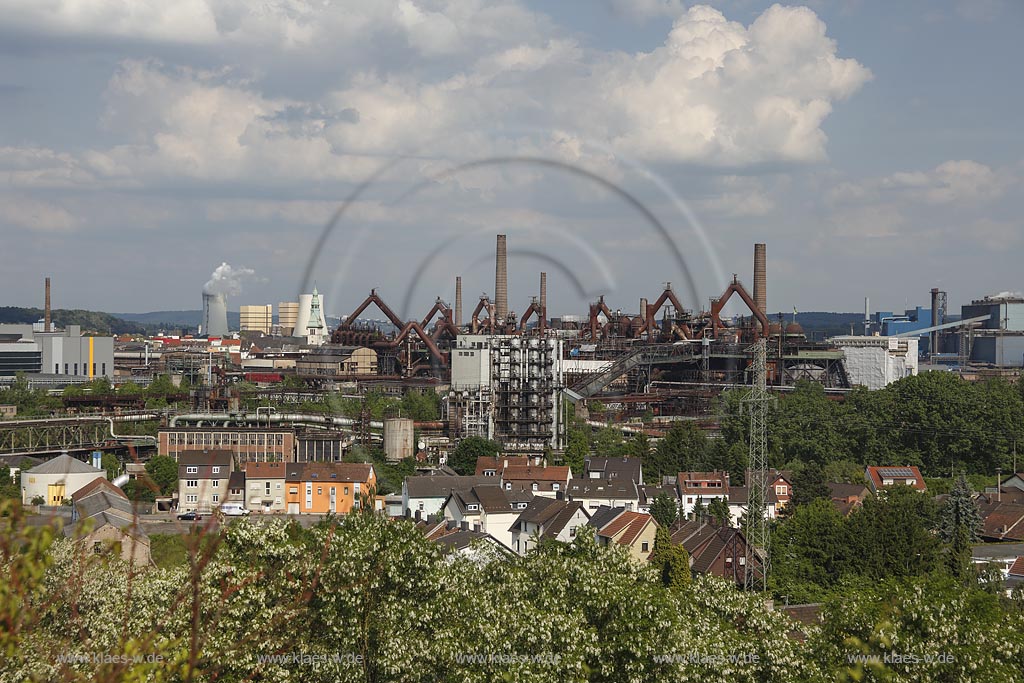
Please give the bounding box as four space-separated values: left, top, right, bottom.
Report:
864 297 870 336
495 234 508 319
931 288 940 356
455 276 463 328
640 298 648 324
539 272 547 333
44 277 51 332
753 243 767 315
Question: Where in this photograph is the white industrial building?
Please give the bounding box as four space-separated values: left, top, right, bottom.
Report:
22 453 107 505
447 334 565 453
831 336 918 390
0 324 114 379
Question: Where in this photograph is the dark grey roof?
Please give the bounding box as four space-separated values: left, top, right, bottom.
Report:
0 455 42 470
587 505 626 530
638 484 677 505
404 475 492 498
177 450 233 467
567 478 638 501
433 530 509 554
584 457 642 483
76 491 135 519
27 454 103 475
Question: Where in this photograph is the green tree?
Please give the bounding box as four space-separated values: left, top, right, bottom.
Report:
448 436 500 476
650 493 678 529
845 486 941 579
653 421 708 478
649 527 690 590
100 453 120 481
789 462 831 508
940 475 983 583
707 497 730 526
144 455 178 495
771 498 849 603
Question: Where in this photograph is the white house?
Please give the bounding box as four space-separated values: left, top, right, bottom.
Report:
441 485 531 551
402 475 492 519
508 497 590 555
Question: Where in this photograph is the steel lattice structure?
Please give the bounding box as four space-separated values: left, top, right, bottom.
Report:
743 339 771 591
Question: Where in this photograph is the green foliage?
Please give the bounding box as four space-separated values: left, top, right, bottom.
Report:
649 528 691 590
144 456 178 496
0 466 19 500
149 533 188 568
706 497 730 525
0 306 149 334
121 479 156 502
938 474 983 543
650 421 708 478
649 493 679 528
789 462 830 508
448 436 500 476
562 417 590 476
101 453 120 480
399 390 441 421
771 498 850 603
0 373 61 418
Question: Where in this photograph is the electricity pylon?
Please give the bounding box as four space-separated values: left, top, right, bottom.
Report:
743 338 771 591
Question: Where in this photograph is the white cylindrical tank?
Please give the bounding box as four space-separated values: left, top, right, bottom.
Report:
383 417 415 462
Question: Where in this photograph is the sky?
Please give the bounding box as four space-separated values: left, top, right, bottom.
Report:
0 0 1021 321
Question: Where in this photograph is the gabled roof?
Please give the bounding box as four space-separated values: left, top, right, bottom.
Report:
286 462 374 483
475 456 531 476
448 486 523 515
584 457 642 483
587 505 626 530
827 482 869 500
228 471 245 489
509 498 587 538
979 500 1024 540
1009 557 1024 578
27 453 103 476
567 478 638 501
638 484 677 505
244 461 287 479
72 476 126 502
677 471 730 496
501 464 571 483
727 485 779 505
178 451 233 468
593 511 655 547
865 465 926 492
404 475 492 499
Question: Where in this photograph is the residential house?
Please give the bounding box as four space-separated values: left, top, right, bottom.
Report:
978 498 1024 542
865 465 926 494
226 471 246 505
508 497 590 555
744 468 794 513
244 461 288 513
827 482 869 516
677 471 730 518
475 455 535 477
583 456 643 485
637 482 679 515
1000 473 1024 491
66 477 151 567
587 506 659 562
725 485 779 527
22 453 107 506
178 451 233 513
402 474 493 519
567 477 640 512
500 464 572 498
284 463 377 515
670 519 759 587
441 485 531 550
417 520 513 560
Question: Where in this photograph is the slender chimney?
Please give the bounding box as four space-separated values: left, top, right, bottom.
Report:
930 288 940 356
495 234 508 319
455 276 463 328
539 271 547 314
44 277 51 332
753 243 767 315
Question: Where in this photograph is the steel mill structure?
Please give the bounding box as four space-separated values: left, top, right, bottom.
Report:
325 236 855 428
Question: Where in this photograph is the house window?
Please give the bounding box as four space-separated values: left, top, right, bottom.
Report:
101 363 106 375
531 483 538 492
212 494 219 503
739 557 746 565
776 485 787 495
468 504 479 511
344 487 349 495
212 467 221 474
552 483 560 491
289 487 298 495
505 483 512 491
186 467 198 474
186 494 198 503
569 526 577 537
687 497 693 504
641 541 649 553
726 557 733 566
418 502 424 511
266 483 271 495
186 480 198 488
317 487 323 495
276 482 282 489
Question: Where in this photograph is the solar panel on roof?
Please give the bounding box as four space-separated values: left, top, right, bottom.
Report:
878 467 914 478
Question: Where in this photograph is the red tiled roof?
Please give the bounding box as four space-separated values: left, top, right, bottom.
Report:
677 470 730 495
865 466 926 492
502 465 570 483
244 461 287 478
71 477 126 502
597 511 654 547
1009 557 1024 577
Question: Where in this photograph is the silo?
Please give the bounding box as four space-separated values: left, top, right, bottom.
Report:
202 292 229 337
383 418 415 462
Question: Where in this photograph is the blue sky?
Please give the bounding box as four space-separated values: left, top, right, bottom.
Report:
0 0 1020 320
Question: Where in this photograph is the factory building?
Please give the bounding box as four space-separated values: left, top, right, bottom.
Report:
240 305 273 334
447 334 565 453
0 324 114 378
831 336 918 390
962 294 1024 367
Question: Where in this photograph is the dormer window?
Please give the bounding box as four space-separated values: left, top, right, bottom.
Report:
467 503 479 511
532 483 539 491
552 483 560 491
186 466 198 474
505 483 511 491
212 466 221 474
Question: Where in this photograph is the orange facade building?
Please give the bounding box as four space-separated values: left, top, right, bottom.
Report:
283 462 376 515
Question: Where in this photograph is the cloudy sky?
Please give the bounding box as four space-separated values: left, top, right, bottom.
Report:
1 0 1020 320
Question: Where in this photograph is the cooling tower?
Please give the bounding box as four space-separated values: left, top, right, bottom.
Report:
495 234 508 319
202 292 229 337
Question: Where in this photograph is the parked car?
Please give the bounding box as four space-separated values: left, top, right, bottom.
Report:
219 503 251 517
177 511 202 521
